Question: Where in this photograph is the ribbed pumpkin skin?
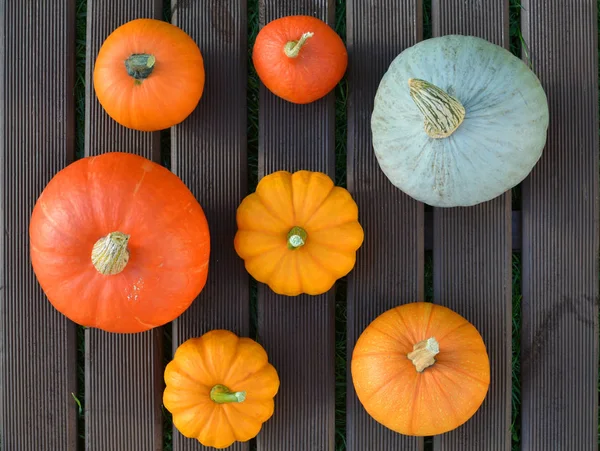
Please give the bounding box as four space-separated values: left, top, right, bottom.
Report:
252 15 347 104
163 330 280 449
93 18 205 131
351 302 490 436
371 35 549 207
234 170 364 296
29 152 210 333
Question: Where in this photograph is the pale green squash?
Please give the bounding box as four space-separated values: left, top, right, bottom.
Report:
371 35 549 207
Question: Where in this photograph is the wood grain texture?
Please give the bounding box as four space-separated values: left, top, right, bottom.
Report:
431 1 512 450
520 0 599 449
345 1 424 450
256 1 337 449
83 1 164 450
170 0 249 449
0 1 78 449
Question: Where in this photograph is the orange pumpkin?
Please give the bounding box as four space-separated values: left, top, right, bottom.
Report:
93 18 204 131
234 170 364 296
29 152 210 333
163 330 280 449
351 302 490 436
252 15 347 104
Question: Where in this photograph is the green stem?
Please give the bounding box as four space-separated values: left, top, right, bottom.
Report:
408 78 466 138
283 32 314 58
287 226 308 250
125 53 156 80
91 231 130 275
210 384 246 404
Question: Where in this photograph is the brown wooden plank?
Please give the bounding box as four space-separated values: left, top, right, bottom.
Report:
431 1 512 450
170 1 249 450
83 1 164 450
256 1 336 449
0 1 78 449
345 1 424 450
520 1 599 448
425 211 521 251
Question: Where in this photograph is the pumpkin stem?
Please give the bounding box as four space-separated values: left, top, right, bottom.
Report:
91 231 131 275
210 384 247 404
287 226 308 250
283 32 314 58
125 53 156 80
407 337 440 373
408 78 466 139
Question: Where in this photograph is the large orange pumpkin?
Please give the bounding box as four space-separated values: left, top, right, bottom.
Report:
234 170 364 296
163 330 280 449
252 15 347 104
29 152 210 333
93 18 205 131
351 302 490 436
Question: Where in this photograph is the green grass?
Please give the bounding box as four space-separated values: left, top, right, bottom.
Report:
74 0 87 449
511 254 522 450
74 0 86 160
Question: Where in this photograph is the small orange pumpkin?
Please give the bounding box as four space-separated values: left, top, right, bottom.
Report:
93 18 204 131
351 302 490 436
29 152 210 333
234 170 364 296
163 330 280 449
252 15 347 104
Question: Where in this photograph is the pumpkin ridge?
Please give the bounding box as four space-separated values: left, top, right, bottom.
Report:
431 362 489 387
393 307 421 346
433 322 472 343
220 404 245 442
364 325 409 351
296 177 336 225
166 371 213 399
36 201 88 247
423 303 436 338
425 371 462 427
132 315 157 329
221 337 242 383
293 248 304 293
235 236 283 260
306 216 360 234
303 232 360 252
408 373 423 434
303 250 336 280
360 367 414 405
254 191 294 228
261 251 291 286
301 186 346 228
227 402 269 439
164 389 211 413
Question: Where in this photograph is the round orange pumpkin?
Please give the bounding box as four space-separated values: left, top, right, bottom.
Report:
252 15 347 104
351 302 490 436
93 18 205 131
29 152 210 333
163 330 280 449
234 170 364 296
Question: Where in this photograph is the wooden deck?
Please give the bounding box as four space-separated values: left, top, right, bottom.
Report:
1 1 598 450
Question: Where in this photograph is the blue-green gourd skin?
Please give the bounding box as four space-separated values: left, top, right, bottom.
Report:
371 35 549 207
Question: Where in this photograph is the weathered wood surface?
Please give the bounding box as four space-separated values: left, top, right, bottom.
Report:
345 1 424 450
170 0 250 449
84 1 164 450
255 1 337 449
0 1 78 450
520 0 599 449
432 1 513 449
0 1 597 450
